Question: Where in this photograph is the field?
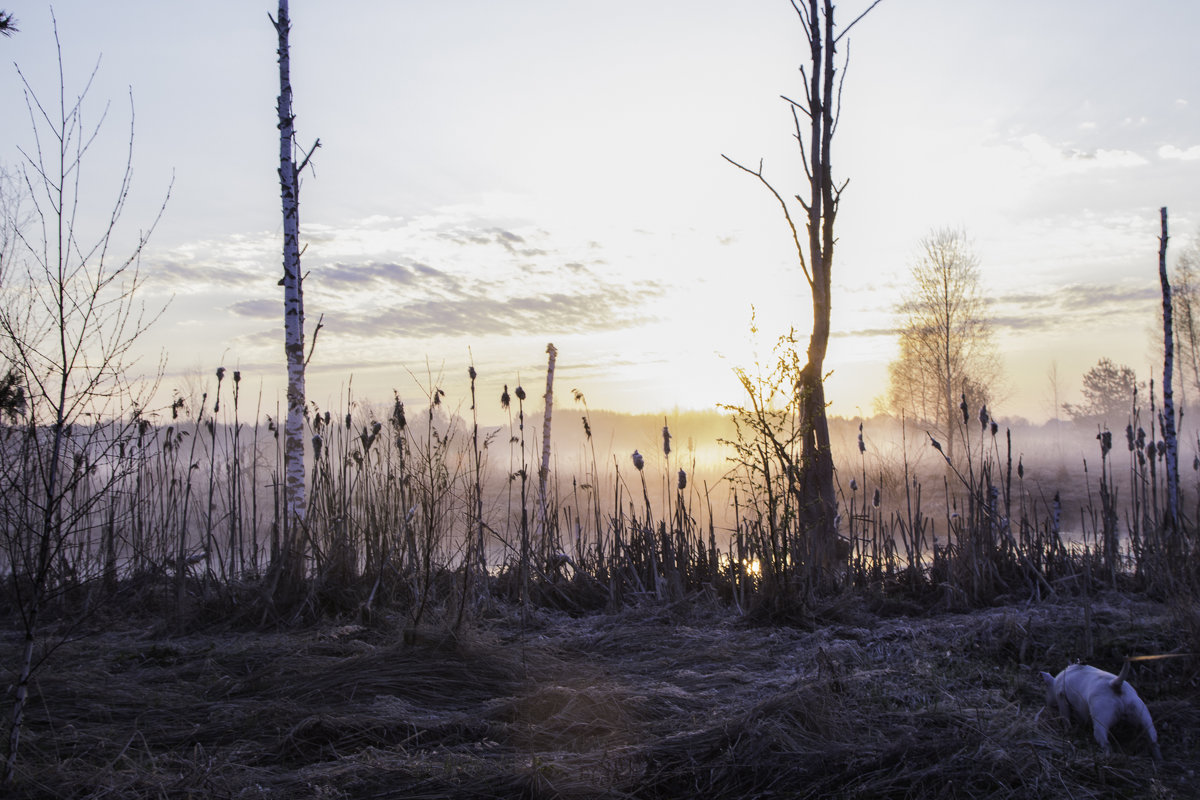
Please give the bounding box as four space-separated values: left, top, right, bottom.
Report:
4 588 1198 799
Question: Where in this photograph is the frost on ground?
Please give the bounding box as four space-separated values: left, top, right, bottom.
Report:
3 592 1198 799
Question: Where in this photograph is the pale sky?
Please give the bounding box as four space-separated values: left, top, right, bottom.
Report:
1 1 1198 426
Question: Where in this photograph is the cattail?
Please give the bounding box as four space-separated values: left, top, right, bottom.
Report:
312 433 323 461
849 477 858 492
662 423 672 457
677 469 687 491
1146 442 1156 463
1018 457 1024 479
216 366 226 381
515 385 526 401
960 394 969 424
857 422 865 454
1097 430 1112 457
930 435 944 454
978 404 988 431
501 385 511 410
345 412 352 430
391 393 406 430
1193 455 1198 471
233 370 241 384
872 488 880 508
632 450 644 471
468 365 476 381
1125 424 1135 451
990 420 998 437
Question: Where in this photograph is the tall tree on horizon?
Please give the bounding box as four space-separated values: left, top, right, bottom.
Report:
724 0 882 588
271 0 319 587
886 227 999 461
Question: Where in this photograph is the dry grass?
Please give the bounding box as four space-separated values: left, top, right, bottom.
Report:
3 591 1198 799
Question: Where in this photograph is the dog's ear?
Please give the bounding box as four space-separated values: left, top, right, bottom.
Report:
1039 671 1055 688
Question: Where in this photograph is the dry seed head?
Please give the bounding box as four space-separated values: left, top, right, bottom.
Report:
662 423 671 457
312 433 323 461
468 365 477 381
849 477 858 492
216 366 226 382
872 487 880 508
960 394 969 424
978 404 988 430
632 450 644 471
515 385 526 402
677 469 687 491
500 385 510 410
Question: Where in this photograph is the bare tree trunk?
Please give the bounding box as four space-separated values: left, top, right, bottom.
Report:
537 343 557 550
272 0 316 585
1158 206 1180 531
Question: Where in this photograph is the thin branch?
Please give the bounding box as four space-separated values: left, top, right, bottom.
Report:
835 0 886 44
720 154 813 289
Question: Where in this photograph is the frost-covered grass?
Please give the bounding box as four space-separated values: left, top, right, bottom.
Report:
3 591 1197 799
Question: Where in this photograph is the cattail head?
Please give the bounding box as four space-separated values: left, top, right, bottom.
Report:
1097 430 1112 457
978 404 989 431
990 420 998 437
662 423 672 457
391 394 406 430
1146 442 1156 463
677 469 687 491
872 487 880 508
1017 457 1024 479
515 385 526 402
233 370 241 384
312 433 323 461
849 477 858 492
857 422 865 454
345 412 352 430
216 366 226 382
960 394 969 424
1125 424 1135 451
632 450 644 471
468 365 477 381
501 385 511 410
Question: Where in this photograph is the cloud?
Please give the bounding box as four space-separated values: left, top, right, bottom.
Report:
327 281 665 340
1158 144 1200 161
228 299 277 319
1018 134 1148 174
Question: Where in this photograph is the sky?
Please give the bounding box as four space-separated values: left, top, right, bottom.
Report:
0 1 1197 427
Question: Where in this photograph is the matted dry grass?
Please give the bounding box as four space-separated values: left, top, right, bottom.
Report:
3 591 1198 799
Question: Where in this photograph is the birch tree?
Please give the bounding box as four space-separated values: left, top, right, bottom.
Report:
723 0 882 587
886 228 999 461
1157 207 1179 530
271 0 319 586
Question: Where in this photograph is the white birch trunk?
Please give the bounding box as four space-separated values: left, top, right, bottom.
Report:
1158 206 1180 528
537 343 557 541
274 0 307 550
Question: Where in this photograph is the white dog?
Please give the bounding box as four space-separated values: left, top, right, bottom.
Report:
1040 662 1161 760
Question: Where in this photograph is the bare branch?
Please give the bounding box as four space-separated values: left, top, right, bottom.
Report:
720 154 813 289
835 0 886 44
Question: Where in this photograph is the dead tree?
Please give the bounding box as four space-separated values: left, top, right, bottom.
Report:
270 0 319 589
1158 206 1180 532
722 0 881 591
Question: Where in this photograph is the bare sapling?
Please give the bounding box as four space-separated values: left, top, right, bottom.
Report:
0 15 168 783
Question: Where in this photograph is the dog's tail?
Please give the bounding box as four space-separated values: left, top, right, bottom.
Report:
1111 659 1131 691
1114 653 1194 691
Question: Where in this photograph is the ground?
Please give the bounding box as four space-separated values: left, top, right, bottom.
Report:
3 591 1199 799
